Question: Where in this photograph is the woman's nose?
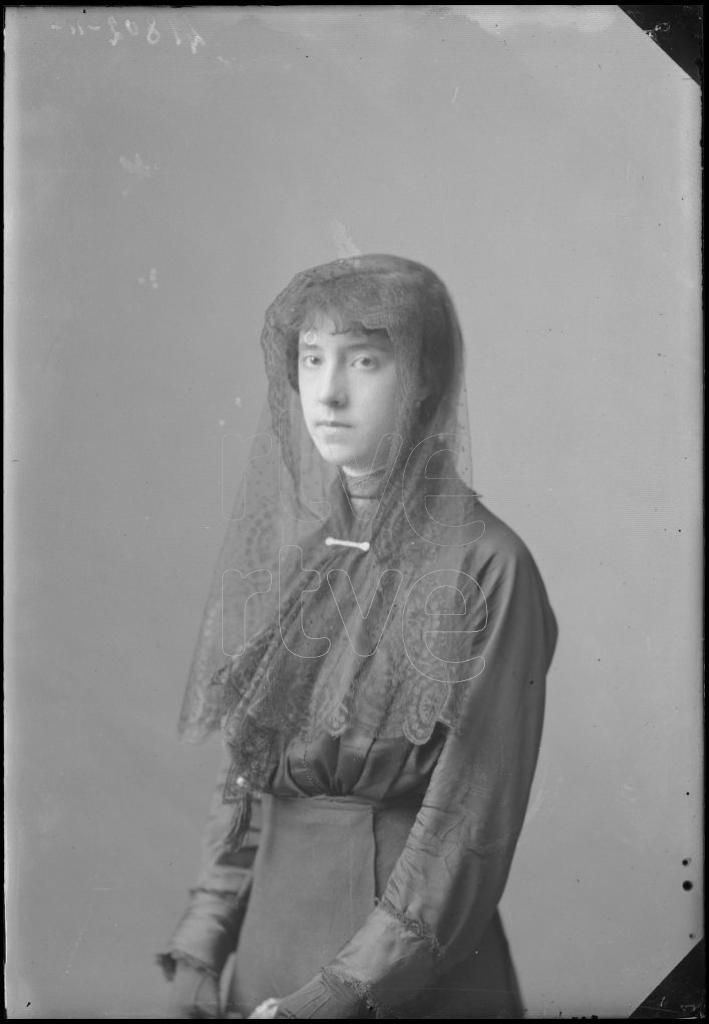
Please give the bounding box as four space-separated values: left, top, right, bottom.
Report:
318 364 346 407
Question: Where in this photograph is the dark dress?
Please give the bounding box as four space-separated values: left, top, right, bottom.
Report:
165 502 558 1019
226 730 523 1019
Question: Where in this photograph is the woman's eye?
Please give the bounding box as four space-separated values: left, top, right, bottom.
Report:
299 354 321 367
353 355 377 369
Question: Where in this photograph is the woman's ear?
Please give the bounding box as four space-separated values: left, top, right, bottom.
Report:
416 378 433 403
417 352 438 403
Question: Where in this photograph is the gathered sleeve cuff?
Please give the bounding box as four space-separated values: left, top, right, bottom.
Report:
320 543 558 1015
158 886 252 980
275 971 369 1019
158 743 262 979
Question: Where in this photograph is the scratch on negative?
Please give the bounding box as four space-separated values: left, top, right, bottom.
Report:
64 894 95 974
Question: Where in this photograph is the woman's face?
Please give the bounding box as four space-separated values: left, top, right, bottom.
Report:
297 315 400 476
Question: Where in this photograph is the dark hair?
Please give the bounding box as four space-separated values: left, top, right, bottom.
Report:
262 255 464 448
284 283 457 433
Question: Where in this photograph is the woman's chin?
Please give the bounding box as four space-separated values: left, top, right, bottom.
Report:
312 442 358 469
313 446 390 478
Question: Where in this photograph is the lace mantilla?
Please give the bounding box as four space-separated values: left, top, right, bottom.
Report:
178 255 480 792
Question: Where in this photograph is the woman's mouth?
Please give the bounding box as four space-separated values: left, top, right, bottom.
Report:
317 421 352 431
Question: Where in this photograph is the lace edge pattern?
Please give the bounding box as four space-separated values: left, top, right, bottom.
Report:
376 897 445 961
321 966 401 1020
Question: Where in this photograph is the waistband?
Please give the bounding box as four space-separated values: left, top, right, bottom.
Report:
266 791 422 814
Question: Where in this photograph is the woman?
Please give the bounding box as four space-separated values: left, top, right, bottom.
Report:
158 255 558 1018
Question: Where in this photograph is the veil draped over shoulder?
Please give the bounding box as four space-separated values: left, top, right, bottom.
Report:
179 255 494 793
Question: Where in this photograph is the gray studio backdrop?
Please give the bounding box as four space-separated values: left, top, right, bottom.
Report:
6 6 702 1019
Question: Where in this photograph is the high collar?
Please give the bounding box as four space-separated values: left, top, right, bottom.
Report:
324 467 390 543
341 466 388 500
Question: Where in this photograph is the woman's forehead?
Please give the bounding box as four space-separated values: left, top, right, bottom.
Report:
298 314 391 349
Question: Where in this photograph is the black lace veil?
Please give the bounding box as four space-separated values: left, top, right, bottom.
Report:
178 255 482 792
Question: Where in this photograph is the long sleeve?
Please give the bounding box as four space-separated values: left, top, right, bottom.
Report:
159 744 261 979
278 539 557 1016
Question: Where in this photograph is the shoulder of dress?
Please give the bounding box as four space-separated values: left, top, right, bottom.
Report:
376 476 546 590
463 501 536 569
402 497 537 578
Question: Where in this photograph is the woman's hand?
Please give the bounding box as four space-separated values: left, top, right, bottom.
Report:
167 960 221 1018
248 997 280 1019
